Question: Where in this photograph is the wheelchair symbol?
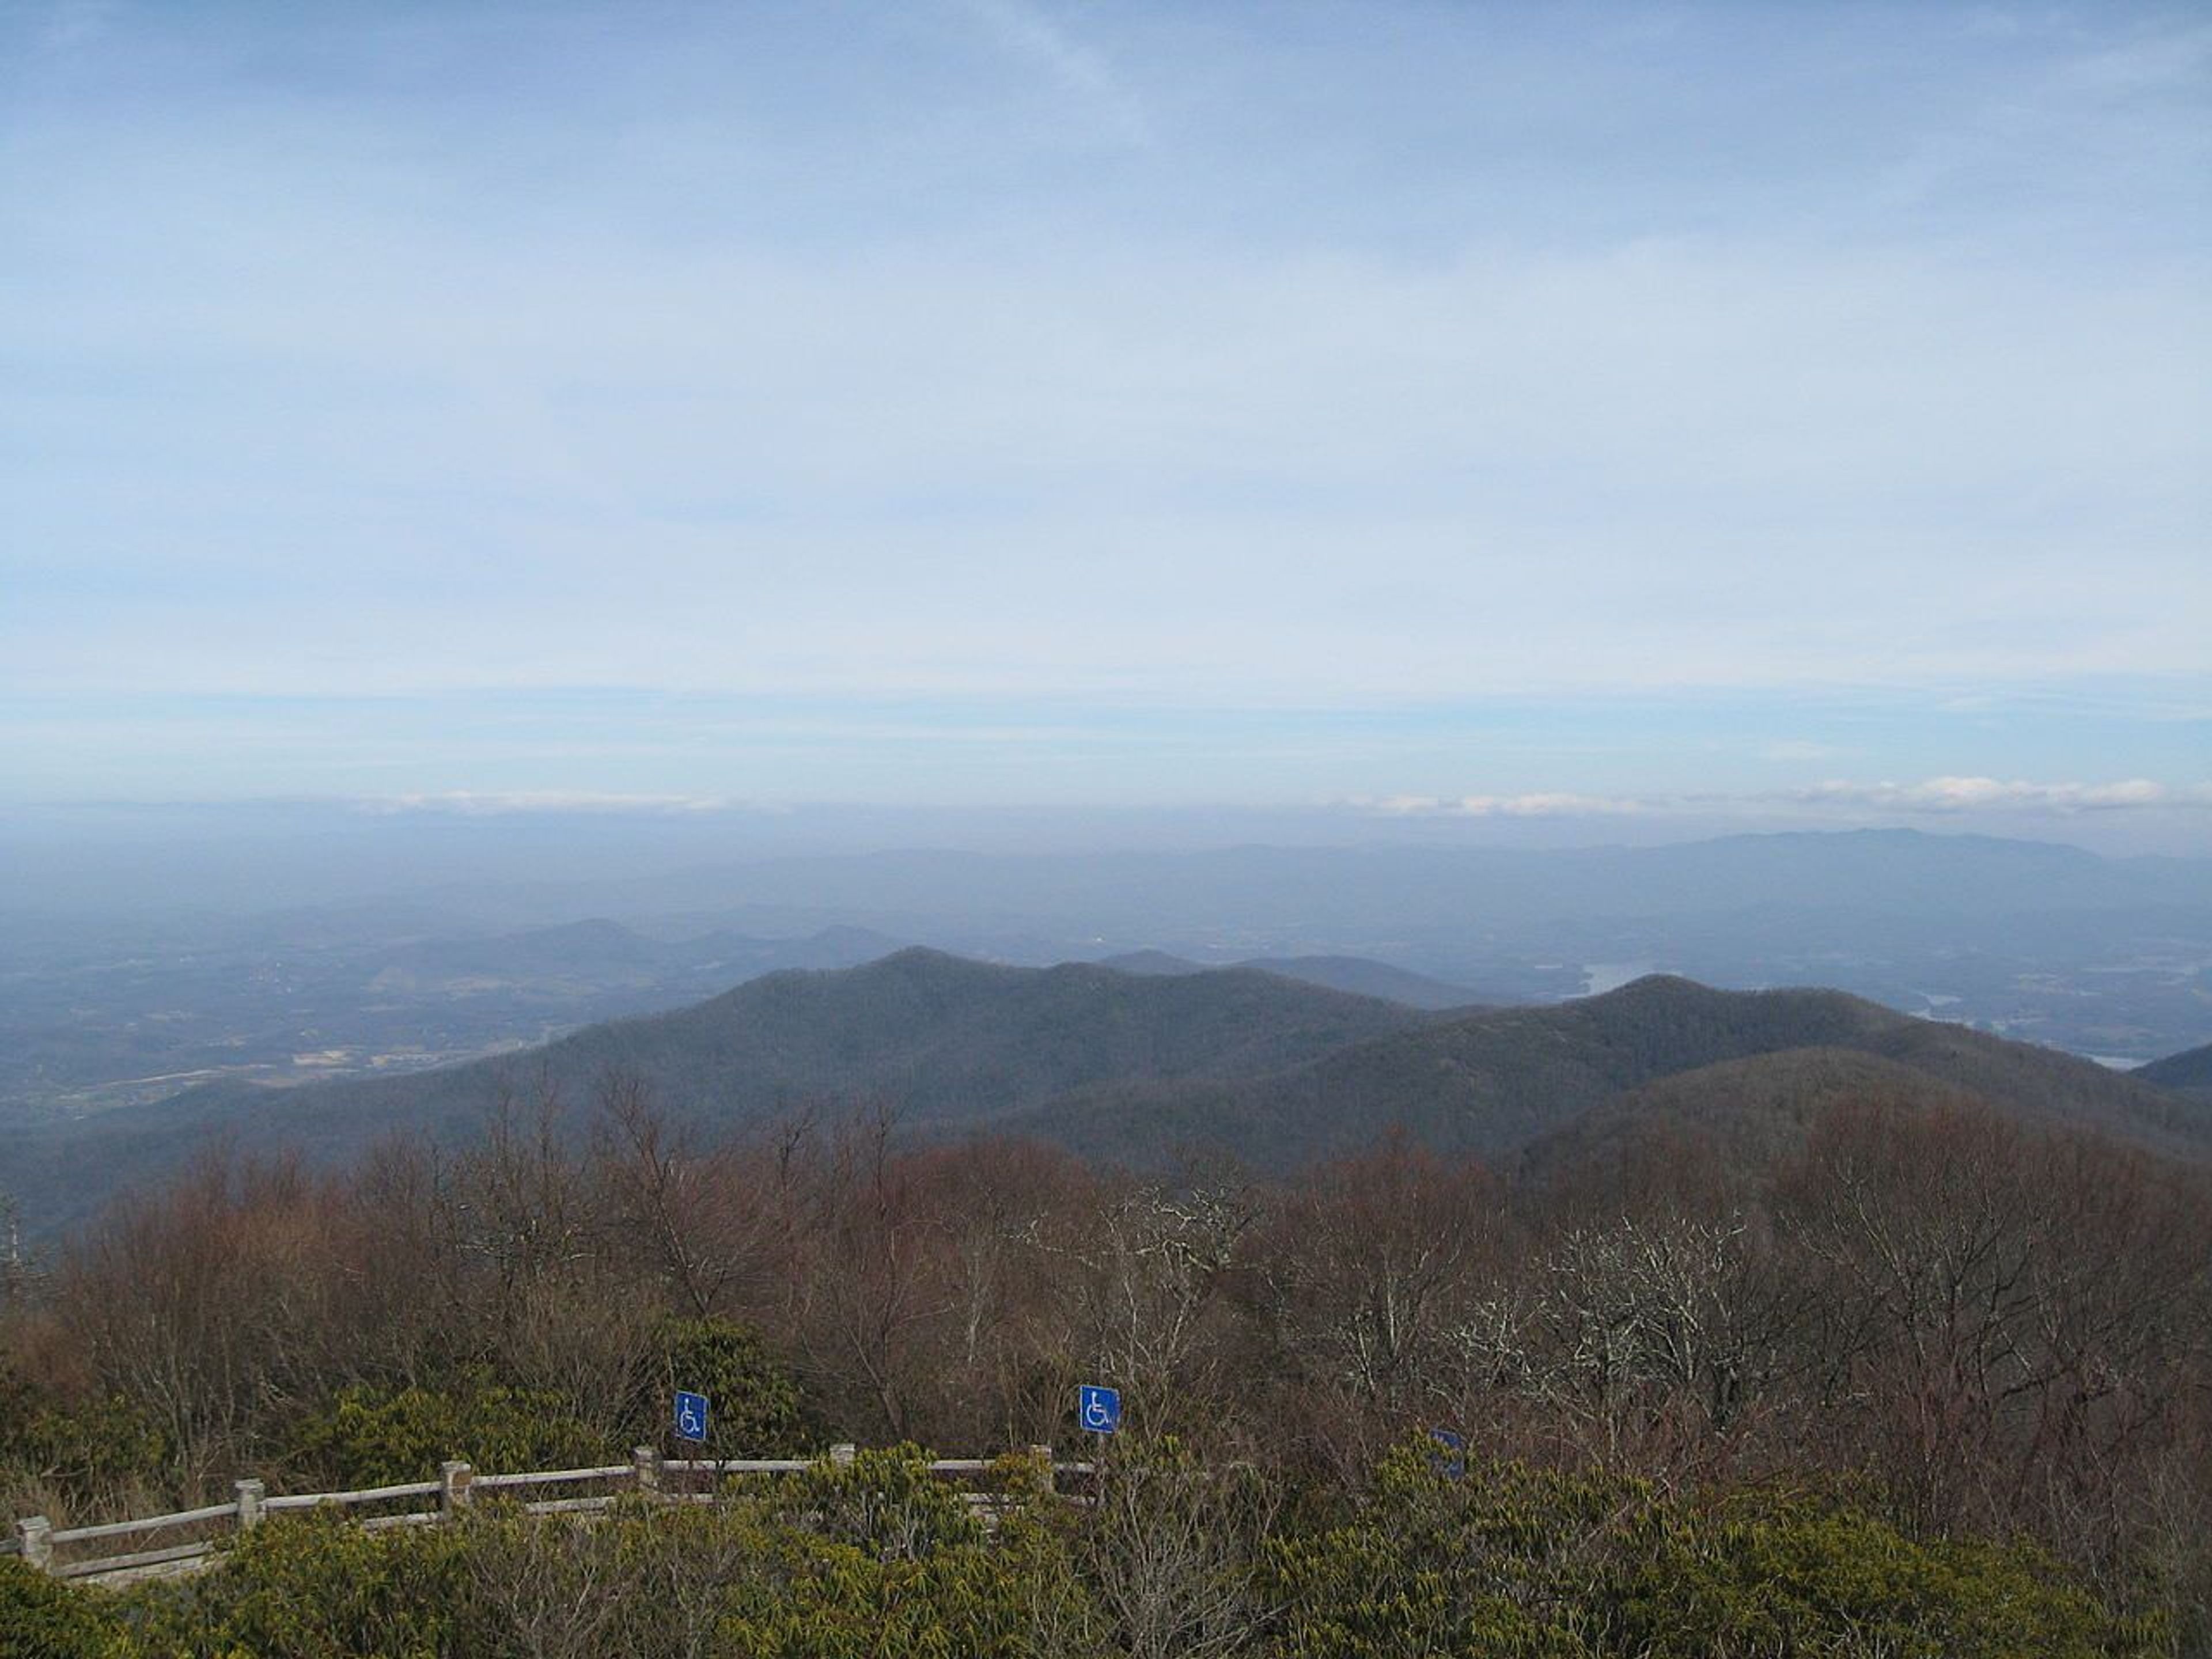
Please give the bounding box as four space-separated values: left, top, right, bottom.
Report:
674 1391 710 1442
1078 1384 1120 1434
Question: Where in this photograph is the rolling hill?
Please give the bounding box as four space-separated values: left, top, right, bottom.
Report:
11 957 2206 1240
991 975 2212 1173
5 950 1434 1234
2137 1040 2212 1097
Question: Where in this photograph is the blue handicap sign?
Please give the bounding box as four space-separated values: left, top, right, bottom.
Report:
1429 1427 1465 1480
673 1390 710 1442
1078 1383 1121 1435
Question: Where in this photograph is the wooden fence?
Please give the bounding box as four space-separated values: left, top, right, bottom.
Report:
12 1444 1090 1585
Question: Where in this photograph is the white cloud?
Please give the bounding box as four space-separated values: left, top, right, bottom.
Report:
365 791 739 816
1762 740 1840 762
1358 793 1655 818
1787 777 2212 813
1356 778 2212 822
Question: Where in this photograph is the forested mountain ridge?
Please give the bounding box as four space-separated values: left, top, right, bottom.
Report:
5 950 1438 1234
1101 949 1490 1009
9 829 2206 1132
14 957 2206 1244
2138 1039 2212 1096
1519 1046 2003 1191
993 973 2212 1172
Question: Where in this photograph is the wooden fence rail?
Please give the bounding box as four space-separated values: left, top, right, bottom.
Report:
13 1445 1092 1585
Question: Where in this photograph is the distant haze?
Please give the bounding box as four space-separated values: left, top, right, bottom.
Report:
2 827 2204 1102
1 800 2209 918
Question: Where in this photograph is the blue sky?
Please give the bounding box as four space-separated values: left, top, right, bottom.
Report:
2 1 2206 846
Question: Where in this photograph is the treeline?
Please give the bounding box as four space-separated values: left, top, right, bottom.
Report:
3 1072 2210 1649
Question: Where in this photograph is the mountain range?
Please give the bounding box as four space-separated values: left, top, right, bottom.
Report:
1002 969 2211 1173
7 830 2207 1134
10 948 2208 1240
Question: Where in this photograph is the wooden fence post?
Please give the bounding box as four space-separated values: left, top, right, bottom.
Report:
441 1460 474 1516
16 1516 52 1573
632 1445 661 1497
235 1478 265 1530
1030 1445 1054 1496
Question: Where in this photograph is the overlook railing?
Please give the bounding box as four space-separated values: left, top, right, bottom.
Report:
12 1444 1090 1585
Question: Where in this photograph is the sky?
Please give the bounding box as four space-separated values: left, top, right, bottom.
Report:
2 1 2207 850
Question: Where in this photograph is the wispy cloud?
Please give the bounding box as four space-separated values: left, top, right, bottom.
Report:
1762 740 1840 762
2 4 2204 816
950 0 1153 146
365 791 742 816
1787 777 2212 813
1355 777 2212 821
1357 793 1657 818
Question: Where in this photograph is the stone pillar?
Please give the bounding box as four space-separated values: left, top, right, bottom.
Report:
1029 1445 1054 1495
441 1460 474 1516
16 1516 51 1573
632 1444 661 1496
831 1442 856 1468
235 1478 266 1530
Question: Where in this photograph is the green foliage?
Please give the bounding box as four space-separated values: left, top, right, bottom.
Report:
715 1449 1081 1658
283 1378 603 1488
266 1317 801 1495
714 1531 1046 1658
0 1359 167 1510
123 1509 467 1658
639 1316 805 1456
3 1445 2147 1659
1266 1444 1633 1657
0 1558 131 1659
12 1404 168 1504
768 1444 990 1560
1266 1442 2132 1659
120 1456 1075 1659
1618 1493 2122 1658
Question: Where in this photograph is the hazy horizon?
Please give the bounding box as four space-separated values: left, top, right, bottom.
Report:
3 799 2207 925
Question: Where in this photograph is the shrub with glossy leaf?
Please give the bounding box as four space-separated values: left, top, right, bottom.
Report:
1265 1442 2140 1659
1618 1493 2126 1658
283 1378 604 1488
637 1316 805 1456
1265 1445 1634 1657
0 1358 167 1514
765 1442 987 1559
0 1557 131 1659
714 1445 1094 1658
2 1443 2151 1659
124 1509 467 1659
